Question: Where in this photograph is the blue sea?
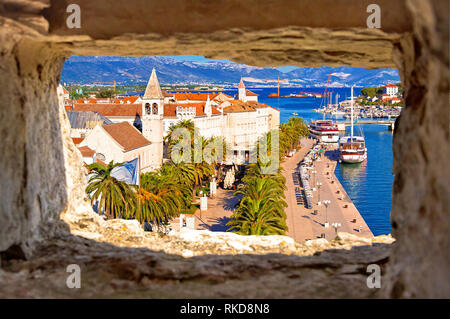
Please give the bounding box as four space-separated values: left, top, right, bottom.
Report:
224 87 393 236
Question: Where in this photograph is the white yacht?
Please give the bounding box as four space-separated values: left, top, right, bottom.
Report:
339 86 367 163
308 119 340 143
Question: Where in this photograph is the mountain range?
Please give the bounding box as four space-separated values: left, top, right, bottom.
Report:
61 56 400 88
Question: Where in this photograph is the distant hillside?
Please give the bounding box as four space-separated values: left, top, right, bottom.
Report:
61 56 400 87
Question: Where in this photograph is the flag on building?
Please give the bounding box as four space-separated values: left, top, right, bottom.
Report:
110 158 139 185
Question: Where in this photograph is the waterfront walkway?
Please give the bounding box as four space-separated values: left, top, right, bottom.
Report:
172 137 373 242
282 139 373 242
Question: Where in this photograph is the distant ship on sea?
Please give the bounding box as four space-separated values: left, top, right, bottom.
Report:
267 77 282 98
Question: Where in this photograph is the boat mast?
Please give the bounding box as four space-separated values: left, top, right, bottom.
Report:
322 73 332 120
351 85 354 141
277 77 280 97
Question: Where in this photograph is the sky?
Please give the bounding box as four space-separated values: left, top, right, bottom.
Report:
169 55 299 73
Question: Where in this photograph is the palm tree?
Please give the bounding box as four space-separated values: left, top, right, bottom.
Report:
137 166 192 230
278 117 309 156
86 161 136 219
226 196 288 235
167 161 197 188
243 160 286 187
165 119 195 163
236 177 286 207
227 177 288 235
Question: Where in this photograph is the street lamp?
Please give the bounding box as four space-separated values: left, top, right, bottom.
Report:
323 200 331 228
332 222 341 236
316 182 322 205
312 170 317 187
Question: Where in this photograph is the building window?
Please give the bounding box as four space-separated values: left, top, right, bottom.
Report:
145 103 151 115
152 103 158 115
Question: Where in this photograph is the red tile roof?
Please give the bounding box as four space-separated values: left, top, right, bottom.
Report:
72 137 85 145
75 96 140 104
222 100 279 113
162 90 174 98
245 90 259 96
384 83 397 87
222 100 257 113
102 122 151 151
112 96 140 103
96 158 107 166
76 98 99 103
172 92 219 101
78 146 95 157
213 92 234 100
66 103 142 117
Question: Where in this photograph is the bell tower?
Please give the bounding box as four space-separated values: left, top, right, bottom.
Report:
238 78 246 102
142 68 164 169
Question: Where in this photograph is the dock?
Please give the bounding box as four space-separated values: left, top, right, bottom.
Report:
336 120 396 131
282 139 373 242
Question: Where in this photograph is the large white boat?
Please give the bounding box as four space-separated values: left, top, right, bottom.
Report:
339 86 367 163
308 119 340 143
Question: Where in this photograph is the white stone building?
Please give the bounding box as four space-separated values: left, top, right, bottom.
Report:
383 83 399 97
222 99 279 164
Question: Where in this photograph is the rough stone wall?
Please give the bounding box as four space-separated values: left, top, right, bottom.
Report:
44 0 412 36
0 2 95 258
384 0 449 298
0 22 67 257
0 0 448 298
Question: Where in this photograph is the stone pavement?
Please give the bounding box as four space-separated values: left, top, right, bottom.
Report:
282 140 373 242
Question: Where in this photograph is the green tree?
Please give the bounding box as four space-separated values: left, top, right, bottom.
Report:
227 177 288 235
165 119 215 197
86 161 136 219
278 117 309 157
361 87 383 97
96 89 115 98
165 119 195 160
243 160 286 187
136 167 192 229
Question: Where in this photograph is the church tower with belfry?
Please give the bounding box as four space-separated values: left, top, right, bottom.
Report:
238 78 247 102
141 68 164 170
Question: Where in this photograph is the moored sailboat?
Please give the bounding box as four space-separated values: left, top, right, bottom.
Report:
339 86 367 163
